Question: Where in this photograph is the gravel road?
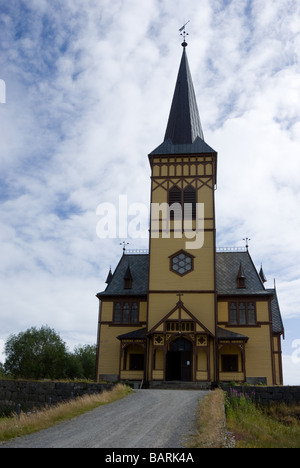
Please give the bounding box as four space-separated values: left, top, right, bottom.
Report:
1 389 209 449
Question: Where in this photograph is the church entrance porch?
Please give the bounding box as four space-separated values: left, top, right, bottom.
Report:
148 299 214 384
166 338 192 381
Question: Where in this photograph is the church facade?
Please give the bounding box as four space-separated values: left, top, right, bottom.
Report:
95 43 284 387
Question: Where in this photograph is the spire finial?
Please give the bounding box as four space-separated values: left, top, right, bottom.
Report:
120 241 129 254
179 20 190 47
243 237 251 250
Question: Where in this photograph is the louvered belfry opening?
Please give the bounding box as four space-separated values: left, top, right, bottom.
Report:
183 186 196 219
168 185 196 220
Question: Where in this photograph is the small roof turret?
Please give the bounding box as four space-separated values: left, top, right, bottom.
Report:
105 267 113 285
259 265 267 283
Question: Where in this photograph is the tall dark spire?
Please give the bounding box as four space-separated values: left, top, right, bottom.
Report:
150 43 217 156
164 45 204 145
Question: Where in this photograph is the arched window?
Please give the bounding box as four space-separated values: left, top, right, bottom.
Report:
114 303 122 323
123 303 130 323
168 185 197 220
131 303 139 323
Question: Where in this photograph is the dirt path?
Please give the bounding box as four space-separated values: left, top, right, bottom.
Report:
1 389 209 448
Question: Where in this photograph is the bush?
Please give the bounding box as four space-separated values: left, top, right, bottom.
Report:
225 387 257 414
3 326 96 381
4 326 68 380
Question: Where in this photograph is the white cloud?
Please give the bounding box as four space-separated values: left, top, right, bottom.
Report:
0 0 299 369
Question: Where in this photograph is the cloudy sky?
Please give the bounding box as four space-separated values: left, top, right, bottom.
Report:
1 0 300 384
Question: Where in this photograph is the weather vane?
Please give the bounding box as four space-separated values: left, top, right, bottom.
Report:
243 237 251 250
120 241 129 253
179 20 190 47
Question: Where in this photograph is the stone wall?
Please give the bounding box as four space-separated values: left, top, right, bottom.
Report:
223 385 300 405
0 380 113 415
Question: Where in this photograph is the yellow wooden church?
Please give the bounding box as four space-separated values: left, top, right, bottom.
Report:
95 40 284 387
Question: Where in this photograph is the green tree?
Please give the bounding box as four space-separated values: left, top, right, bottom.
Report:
64 352 84 380
73 344 97 380
0 362 5 378
4 325 68 379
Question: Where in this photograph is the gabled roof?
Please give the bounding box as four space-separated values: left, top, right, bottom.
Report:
149 46 217 156
148 299 214 337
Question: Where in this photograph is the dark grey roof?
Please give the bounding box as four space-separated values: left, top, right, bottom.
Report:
216 252 284 334
149 47 217 156
97 254 149 298
217 327 248 341
150 136 217 156
97 251 284 334
117 328 147 341
216 251 270 296
164 47 204 144
259 265 267 283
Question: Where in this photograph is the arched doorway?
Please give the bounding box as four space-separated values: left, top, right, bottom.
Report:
166 338 192 381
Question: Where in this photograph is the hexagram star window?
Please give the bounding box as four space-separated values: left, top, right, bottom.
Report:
170 250 194 276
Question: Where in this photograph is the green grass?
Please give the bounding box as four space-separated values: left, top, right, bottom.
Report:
225 389 300 448
189 389 226 448
0 383 132 443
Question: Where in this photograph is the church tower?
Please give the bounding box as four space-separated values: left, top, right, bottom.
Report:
146 41 218 383
95 36 284 387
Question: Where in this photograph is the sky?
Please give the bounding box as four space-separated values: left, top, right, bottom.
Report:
0 0 300 384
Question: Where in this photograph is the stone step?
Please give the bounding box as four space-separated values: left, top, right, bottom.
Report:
148 381 212 390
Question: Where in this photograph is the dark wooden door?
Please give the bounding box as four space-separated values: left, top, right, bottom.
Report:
180 350 191 381
166 338 192 381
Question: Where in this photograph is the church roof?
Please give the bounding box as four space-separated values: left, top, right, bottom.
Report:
216 250 270 296
97 254 149 298
217 327 248 342
149 46 217 156
164 46 204 144
150 136 217 156
117 328 147 341
97 250 284 335
267 288 284 335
